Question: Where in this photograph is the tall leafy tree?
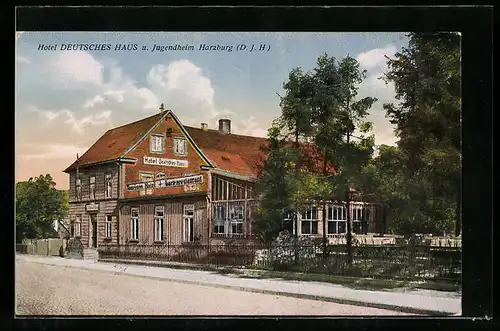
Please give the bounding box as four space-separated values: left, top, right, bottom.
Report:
16 174 68 242
381 32 461 236
253 127 298 244
276 54 377 265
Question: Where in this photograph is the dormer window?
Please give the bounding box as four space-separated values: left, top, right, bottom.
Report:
173 137 187 156
150 134 165 154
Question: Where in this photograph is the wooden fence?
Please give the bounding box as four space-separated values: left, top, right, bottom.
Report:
16 238 66 256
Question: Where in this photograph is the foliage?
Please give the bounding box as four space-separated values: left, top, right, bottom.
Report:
256 54 378 247
253 127 299 243
16 174 68 243
377 32 461 236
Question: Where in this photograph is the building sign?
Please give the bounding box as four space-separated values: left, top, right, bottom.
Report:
127 175 203 191
143 156 188 168
85 202 99 212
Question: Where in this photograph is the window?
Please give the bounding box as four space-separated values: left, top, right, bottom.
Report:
105 215 112 239
76 177 81 200
75 215 81 237
154 206 164 242
155 172 166 188
283 209 294 233
70 220 75 237
150 134 165 153
130 208 139 241
301 205 318 234
140 172 154 195
89 176 96 200
173 137 187 156
183 204 194 242
229 205 244 235
352 206 364 234
140 172 154 182
327 205 347 234
212 204 226 234
105 174 112 198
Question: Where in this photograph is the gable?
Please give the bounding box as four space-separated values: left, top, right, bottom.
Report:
63 113 164 173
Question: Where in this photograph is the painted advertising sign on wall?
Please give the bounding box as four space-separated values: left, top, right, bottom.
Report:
143 156 188 168
126 174 203 192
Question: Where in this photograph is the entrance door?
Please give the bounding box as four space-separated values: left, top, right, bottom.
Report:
90 214 98 248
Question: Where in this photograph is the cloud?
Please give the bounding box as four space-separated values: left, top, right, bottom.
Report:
355 45 400 147
356 45 397 69
16 56 31 64
103 90 125 103
53 51 104 86
147 60 231 118
230 116 269 138
83 95 105 108
31 106 112 134
18 143 88 160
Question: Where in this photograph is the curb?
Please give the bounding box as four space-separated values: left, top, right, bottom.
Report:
96 258 457 316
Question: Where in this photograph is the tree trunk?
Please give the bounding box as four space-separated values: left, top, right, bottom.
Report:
322 149 328 261
345 129 353 268
346 187 353 267
294 125 299 263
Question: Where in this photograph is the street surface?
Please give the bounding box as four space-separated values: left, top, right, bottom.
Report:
16 258 415 316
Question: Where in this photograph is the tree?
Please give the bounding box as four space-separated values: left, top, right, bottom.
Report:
274 54 377 266
381 32 461 236
253 127 299 244
16 174 68 243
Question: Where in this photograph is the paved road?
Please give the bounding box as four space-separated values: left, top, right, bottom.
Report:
16 258 415 316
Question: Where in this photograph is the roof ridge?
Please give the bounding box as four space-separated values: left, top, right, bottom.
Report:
108 112 163 132
184 125 268 140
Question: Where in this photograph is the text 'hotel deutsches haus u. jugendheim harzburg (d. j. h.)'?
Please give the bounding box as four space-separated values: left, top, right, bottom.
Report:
36 42 271 53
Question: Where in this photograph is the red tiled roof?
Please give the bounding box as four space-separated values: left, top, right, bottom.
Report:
185 127 269 176
63 113 164 172
202 148 256 178
63 111 337 178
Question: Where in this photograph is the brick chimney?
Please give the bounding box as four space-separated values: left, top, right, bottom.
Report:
218 119 231 134
201 123 208 131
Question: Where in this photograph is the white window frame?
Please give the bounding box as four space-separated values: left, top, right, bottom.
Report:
284 209 295 234
75 214 81 237
229 204 244 235
154 206 164 242
155 172 166 188
327 205 347 235
352 205 364 234
105 215 112 239
301 205 318 235
89 175 96 200
173 137 187 156
130 207 140 241
139 172 154 195
76 177 82 200
105 173 112 198
212 204 226 234
183 204 194 242
150 134 165 154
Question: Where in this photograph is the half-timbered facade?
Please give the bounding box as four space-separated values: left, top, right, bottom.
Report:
63 106 386 253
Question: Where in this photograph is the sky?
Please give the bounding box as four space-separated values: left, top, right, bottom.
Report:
15 31 409 190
